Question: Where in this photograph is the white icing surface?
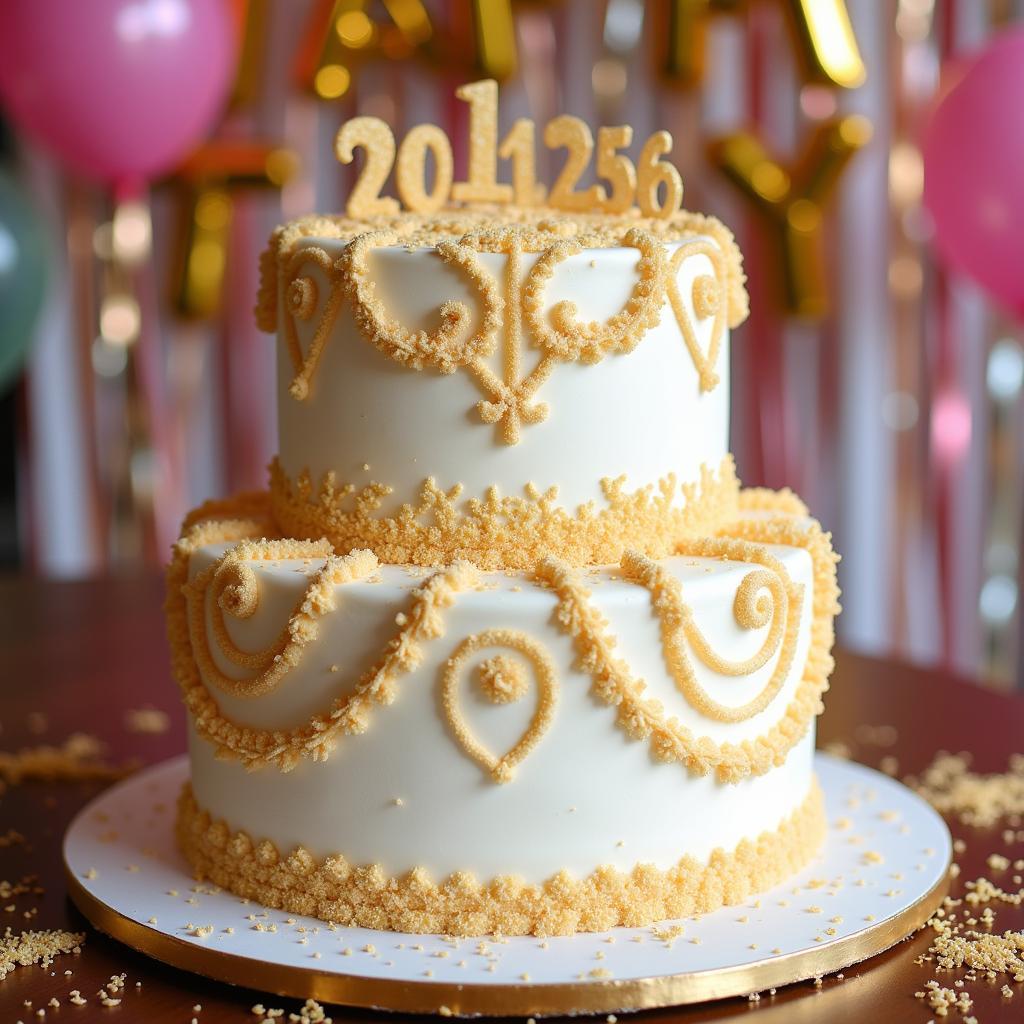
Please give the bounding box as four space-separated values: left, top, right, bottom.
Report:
186 540 816 883
276 238 730 513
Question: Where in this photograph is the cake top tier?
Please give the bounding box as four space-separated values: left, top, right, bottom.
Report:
256 80 753 569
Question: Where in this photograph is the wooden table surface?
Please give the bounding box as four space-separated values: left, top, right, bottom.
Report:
0 574 1021 1023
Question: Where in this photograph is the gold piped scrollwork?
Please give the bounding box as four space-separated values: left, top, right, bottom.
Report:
535 509 839 783
621 545 804 724
278 221 735 444
667 238 728 393
168 507 483 770
182 540 377 699
521 227 667 364
462 229 554 445
441 628 559 783
281 246 345 401
338 230 504 375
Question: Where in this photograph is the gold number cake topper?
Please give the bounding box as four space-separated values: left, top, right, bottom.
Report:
335 78 684 220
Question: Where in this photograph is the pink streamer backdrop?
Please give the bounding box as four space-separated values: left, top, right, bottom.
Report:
4 0 1022 687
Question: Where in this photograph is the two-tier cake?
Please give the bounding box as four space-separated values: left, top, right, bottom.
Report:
167 191 839 936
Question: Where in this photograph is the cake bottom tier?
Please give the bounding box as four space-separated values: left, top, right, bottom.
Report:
168 491 838 935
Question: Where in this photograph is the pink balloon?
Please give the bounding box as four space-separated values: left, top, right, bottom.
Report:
923 29 1024 320
0 0 235 185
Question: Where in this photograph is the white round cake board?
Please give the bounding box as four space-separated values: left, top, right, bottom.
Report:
64 753 950 1016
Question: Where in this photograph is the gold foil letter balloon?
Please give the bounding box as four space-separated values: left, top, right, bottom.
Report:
709 116 872 317
660 0 865 90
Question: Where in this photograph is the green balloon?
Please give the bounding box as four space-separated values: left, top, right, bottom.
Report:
0 168 49 392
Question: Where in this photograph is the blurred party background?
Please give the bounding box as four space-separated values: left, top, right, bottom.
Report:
0 0 1021 688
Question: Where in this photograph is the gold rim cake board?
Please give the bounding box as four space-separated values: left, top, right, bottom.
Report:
64 754 951 1017
66 870 948 1015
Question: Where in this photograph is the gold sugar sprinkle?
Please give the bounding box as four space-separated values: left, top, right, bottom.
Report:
0 928 85 981
271 454 741 572
125 708 170 734
909 753 1024 827
0 733 132 785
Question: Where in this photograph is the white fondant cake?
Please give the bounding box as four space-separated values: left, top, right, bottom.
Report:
168 205 839 936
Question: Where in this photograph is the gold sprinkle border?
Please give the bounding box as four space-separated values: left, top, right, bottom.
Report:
269 456 741 571
175 778 824 936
